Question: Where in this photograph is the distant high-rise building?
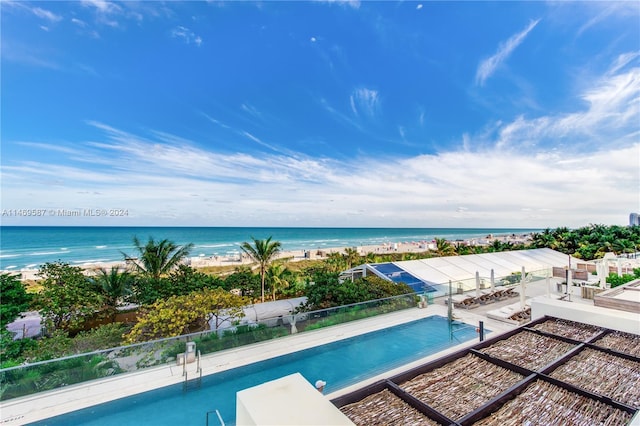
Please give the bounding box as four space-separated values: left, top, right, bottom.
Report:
630 213 640 226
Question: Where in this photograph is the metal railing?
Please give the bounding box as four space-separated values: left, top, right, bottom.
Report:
430 267 552 296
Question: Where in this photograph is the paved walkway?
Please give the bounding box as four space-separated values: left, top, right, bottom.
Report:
0 280 559 425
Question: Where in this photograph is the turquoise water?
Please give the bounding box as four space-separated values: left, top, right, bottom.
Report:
0 226 539 270
29 315 480 426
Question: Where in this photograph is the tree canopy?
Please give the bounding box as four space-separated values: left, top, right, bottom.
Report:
302 271 413 310
125 288 248 342
34 262 105 333
530 224 640 260
0 273 31 329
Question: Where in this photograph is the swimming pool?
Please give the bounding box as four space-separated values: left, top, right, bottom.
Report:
30 316 480 426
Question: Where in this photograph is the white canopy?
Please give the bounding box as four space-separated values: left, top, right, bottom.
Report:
346 248 579 288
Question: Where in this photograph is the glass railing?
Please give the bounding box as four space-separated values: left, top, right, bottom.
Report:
426 268 552 297
0 293 419 401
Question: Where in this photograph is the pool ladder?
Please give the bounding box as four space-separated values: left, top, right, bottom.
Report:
183 349 202 391
205 409 226 426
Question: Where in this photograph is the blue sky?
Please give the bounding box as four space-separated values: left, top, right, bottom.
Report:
1 0 639 228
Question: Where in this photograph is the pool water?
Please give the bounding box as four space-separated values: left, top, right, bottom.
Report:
30 316 480 426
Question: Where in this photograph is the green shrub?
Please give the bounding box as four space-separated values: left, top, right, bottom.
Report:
607 271 640 288
0 354 121 401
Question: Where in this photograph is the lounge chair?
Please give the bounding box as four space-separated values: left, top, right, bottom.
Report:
489 289 508 301
476 291 496 305
446 294 480 309
503 287 518 298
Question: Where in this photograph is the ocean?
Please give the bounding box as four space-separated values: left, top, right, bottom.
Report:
0 226 540 271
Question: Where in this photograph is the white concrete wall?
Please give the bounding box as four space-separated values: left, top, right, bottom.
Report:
236 373 354 426
530 296 640 334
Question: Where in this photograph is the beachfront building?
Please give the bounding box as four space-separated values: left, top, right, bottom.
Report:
630 212 640 226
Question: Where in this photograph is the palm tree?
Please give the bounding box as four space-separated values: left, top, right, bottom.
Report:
240 236 282 303
126 237 194 280
530 228 557 249
343 247 361 269
90 266 134 321
434 238 456 257
454 242 471 255
266 264 293 301
325 252 347 272
364 252 379 264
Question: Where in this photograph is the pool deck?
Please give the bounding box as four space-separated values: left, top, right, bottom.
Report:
1 282 554 425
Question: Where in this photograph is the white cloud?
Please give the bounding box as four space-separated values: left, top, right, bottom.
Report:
321 97 366 133
171 26 203 46
476 19 540 86
416 4 423 10
240 131 282 153
2 115 636 227
1 41 61 70
81 0 121 15
241 103 263 120
32 7 63 22
81 0 153 29
313 0 360 9
2 2 62 22
607 52 639 76
493 61 640 150
576 2 639 36
71 18 88 27
350 88 380 117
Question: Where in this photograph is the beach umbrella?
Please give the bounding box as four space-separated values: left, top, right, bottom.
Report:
475 271 481 298
598 262 608 288
490 269 495 292
546 270 550 298
520 266 526 311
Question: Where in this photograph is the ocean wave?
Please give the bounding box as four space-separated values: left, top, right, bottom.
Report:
26 264 38 269
30 251 68 256
3 265 17 269
196 244 233 249
71 259 111 265
95 245 107 249
308 239 341 243
0 254 19 258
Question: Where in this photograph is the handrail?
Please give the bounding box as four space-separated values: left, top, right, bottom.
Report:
205 409 225 426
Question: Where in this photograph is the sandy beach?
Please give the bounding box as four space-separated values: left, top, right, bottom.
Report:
9 234 533 281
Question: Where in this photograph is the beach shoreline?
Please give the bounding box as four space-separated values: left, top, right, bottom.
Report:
6 233 533 281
